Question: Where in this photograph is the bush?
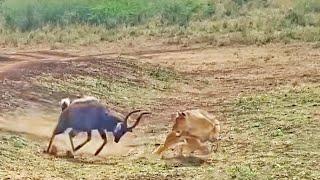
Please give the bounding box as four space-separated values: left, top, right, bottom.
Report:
284 9 306 26
0 0 319 46
0 0 209 31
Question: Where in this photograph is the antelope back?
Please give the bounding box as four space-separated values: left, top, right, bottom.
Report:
61 103 117 132
177 109 217 141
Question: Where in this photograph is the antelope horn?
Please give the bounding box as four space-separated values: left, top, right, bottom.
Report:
124 110 142 126
128 112 151 130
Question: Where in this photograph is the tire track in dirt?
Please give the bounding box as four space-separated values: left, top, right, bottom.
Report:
0 51 76 74
0 46 206 80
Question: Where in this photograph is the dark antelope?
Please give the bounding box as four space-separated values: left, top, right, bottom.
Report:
47 98 150 155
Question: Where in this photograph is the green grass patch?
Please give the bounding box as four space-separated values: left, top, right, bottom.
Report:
33 75 161 108
148 65 178 82
227 165 257 180
227 85 320 179
0 0 205 31
234 85 320 135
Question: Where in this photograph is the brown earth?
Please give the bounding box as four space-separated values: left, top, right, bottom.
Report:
0 42 319 179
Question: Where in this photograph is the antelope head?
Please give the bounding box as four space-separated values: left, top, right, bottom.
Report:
113 110 151 143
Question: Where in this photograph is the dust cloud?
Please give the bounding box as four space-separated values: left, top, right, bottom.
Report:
0 106 137 156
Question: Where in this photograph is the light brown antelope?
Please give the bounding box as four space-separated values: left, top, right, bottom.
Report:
154 109 221 156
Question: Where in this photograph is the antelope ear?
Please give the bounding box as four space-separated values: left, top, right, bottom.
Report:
60 98 71 111
177 111 186 117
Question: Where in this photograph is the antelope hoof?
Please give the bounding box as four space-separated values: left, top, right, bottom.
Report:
153 147 163 155
66 150 74 158
49 145 58 156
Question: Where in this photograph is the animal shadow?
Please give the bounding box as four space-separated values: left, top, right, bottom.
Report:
162 155 208 167
42 149 120 165
64 156 119 165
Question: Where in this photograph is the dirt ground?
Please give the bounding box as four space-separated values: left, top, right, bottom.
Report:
0 42 319 179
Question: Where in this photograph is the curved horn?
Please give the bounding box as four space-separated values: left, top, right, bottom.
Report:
128 112 151 130
124 110 142 126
